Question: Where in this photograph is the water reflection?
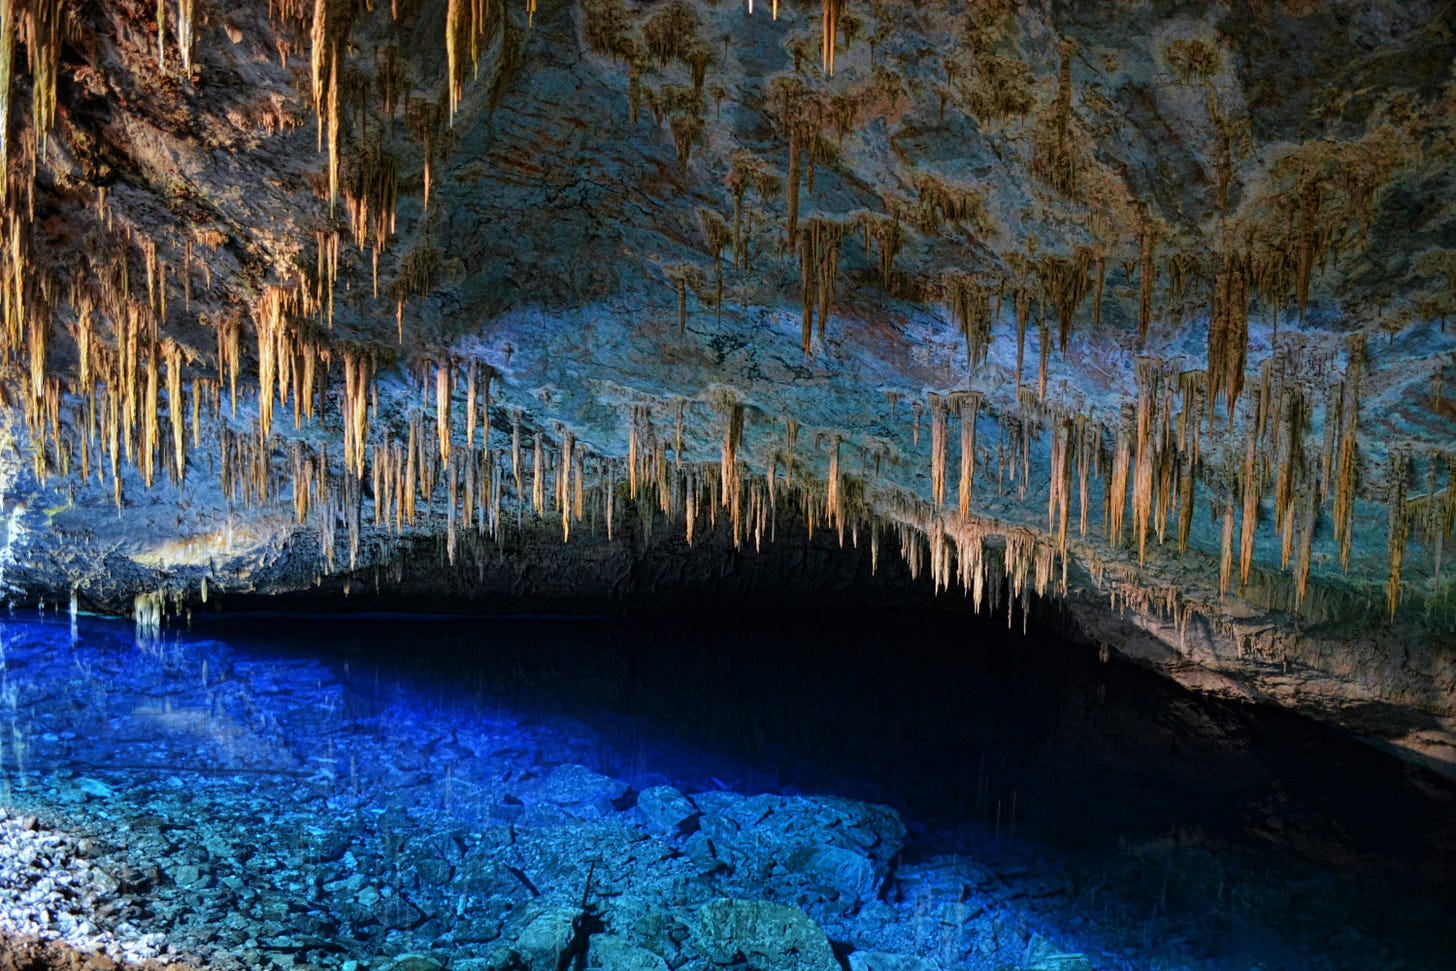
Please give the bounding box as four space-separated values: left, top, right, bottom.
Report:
0 610 1449 971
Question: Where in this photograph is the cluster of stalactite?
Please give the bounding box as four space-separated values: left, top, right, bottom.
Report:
1 0 524 523
889 328 1452 624
796 217 843 354
1030 42 1079 199
942 273 993 375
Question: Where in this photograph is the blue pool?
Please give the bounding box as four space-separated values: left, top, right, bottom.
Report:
0 608 1451 971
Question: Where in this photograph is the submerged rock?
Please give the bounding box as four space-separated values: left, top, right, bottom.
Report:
531 765 629 819
1021 934 1094 971
692 791 905 908
848 951 942 971
690 898 839 971
634 786 701 838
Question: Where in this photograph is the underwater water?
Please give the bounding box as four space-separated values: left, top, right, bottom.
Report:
0 607 1451 971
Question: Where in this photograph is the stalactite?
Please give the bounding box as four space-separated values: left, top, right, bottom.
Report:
405 415 419 524
511 407 523 496
958 392 981 519
24 0 63 147
0 0 14 199
858 213 901 289
944 274 992 377
1239 429 1260 592
1074 415 1095 536
253 286 296 442
727 151 774 271
345 146 398 259
1273 384 1306 570
1131 357 1161 564
1208 251 1250 423
1036 250 1093 354
436 359 452 464
1137 212 1158 342
1219 501 1235 597
177 0 194 74
664 265 697 336
142 341 158 489
698 209 731 321
825 433 842 539
1333 334 1363 571
341 348 371 479
1030 42 1078 199
1387 447 1411 620
720 399 743 506
797 218 843 355
821 0 842 76
929 393 948 509
784 416 798 487
163 340 185 484
1107 404 1133 546
1048 414 1072 556
1175 370 1204 553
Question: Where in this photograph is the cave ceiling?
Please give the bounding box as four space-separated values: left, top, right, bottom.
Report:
0 0 1454 769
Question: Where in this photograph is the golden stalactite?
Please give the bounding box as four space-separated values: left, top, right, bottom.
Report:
797 218 843 355
1387 446 1411 621
1048 413 1072 557
1273 383 1306 571
825 433 842 537
664 264 696 336
944 273 992 377
958 392 981 519
435 359 452 464
344 146 398 263
1175 370 1204 553
1036 249 1092 355
1137 213 1159 342
141 340 158 489
857 212 901 289
0 0 14 200
821 0 842 76
1333 334 1363 571
783 415 798 488
177 0 194 75
929 393 948 510
720 398 743 507
1106 403 1133 547
1238 428 1261 593
341 347 372 480
697 209 731 321
162 340 185 484
311 0 344 214
404 414 419 524
910 173 987 236
1030 41 1078 199
1130 358 1162 565
1208 250 1250 424
313 230 339 329
727 151 777 272
511 406 523 496
252 285 298 442
530 431 545 516
1219 502 1235 597
18 0 64 151
557 427 575 536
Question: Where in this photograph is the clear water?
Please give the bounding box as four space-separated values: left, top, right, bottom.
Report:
0 609 1451 971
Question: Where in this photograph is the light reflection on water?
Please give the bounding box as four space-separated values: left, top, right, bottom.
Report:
0 610 1450 971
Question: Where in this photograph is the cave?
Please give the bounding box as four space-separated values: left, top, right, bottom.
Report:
0 1 1453 969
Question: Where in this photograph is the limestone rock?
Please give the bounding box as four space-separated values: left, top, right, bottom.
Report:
690 898 839 971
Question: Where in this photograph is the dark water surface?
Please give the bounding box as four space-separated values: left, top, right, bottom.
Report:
0 607 1451 970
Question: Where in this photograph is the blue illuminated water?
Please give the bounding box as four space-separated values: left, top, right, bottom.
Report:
0 609 1451 971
